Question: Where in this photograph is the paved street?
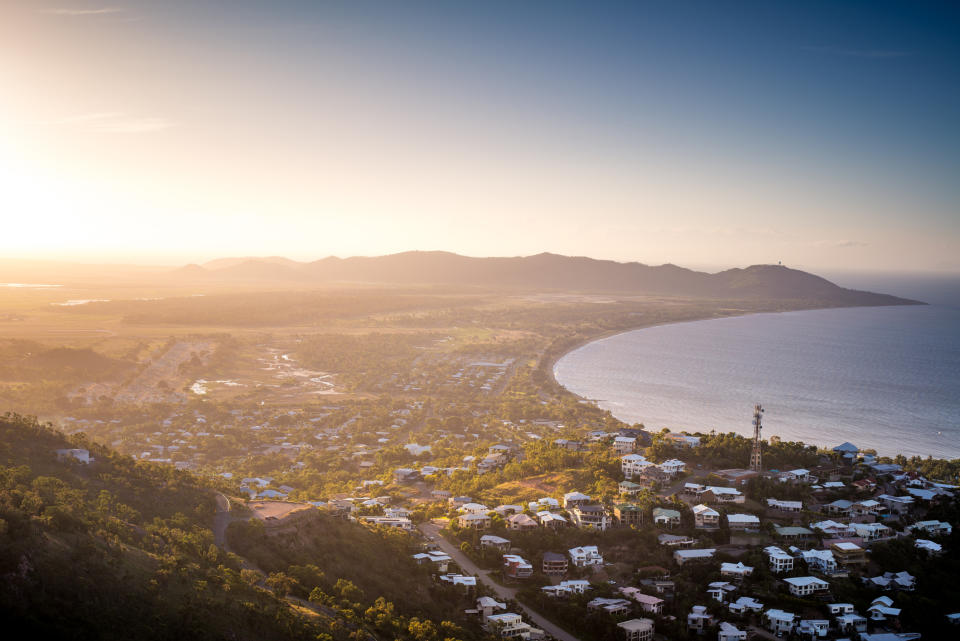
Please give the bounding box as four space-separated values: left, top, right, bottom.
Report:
419 521 582 641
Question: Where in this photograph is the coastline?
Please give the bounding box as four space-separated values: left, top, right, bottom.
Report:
546 303 957 459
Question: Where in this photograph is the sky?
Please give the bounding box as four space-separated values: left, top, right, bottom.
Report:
1 0 959 273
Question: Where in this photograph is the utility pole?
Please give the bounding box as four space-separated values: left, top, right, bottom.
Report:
750 404 764 472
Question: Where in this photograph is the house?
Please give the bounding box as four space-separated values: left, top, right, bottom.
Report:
652 507 681 529
674 548 716 566
617 618 654 641
767 498 803 512
823 499 853 516
765 546 795 573
393 468 419 483
481 535 511 551
715 468 760 486
658 533 695 547
588 597 631 616
666 433 700 448
459 502 491 515
687 606 714 635
800 550 838 575
707 581 737 602
876 494 914 514
720 562 753 579
542 551 568 575
476 595 507 620
439 573 476 587
614 503 644 528
693 504 720 529
835 612 868 635
726 513 760 532
55 448 92 464
864 571 916 591
718 622 746 641
484 613 539 639
779 468 815 484
449 495 474 508
613 436 638 454
621 453 653 478
494 504 524 516
831 541 867 567
537 511 568 529
833 442 859 457
774 525 815 543
916 538 943 553
619 480 644 496
363 516 413 530
570 504 613 530
868 596 901 622
908 519 952 536
765 609 796 636
528 497 560 511
412 551 452 571
542 580 591 597
506 513 539 531
700 486 745 504
619 587 664 614
784 576 830 597
457 513 492 530
659 459 686 476
503 554 533 579
569 545 603 567
729 596 764 614
563 491 592 508
852 522 893 541
796 619 829 639
811 520 855 538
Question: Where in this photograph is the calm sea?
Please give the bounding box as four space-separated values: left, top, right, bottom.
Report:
555 304 960 459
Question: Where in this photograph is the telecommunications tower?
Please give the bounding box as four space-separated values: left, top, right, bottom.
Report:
750 404 764 472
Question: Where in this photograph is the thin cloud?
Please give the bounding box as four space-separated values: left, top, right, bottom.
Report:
803 46 912 59
40 7 124 16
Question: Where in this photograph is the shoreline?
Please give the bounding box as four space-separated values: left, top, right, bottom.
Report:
545 303 955 459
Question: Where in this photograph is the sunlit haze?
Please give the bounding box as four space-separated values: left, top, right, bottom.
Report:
2 1 958 273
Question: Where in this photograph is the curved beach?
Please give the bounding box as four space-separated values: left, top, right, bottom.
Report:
553 305 960 459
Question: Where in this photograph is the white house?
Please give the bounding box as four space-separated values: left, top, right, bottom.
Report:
658 459 686 476
613 436 638 454
666 433 701 448
674 548 716 566
852 522 894 541
779 468 815 483
569 545 603 567
908 520 952 536
765 609 796 636
718 622 747 641
570 504 613 531
765 546 794 573
652 507 681 528
485 613 539 640
693 504 720 529
729 596 764 615
687 606 713 634
726 513 760 531
617 618 654 641
811 520 855 537
801 549 838 575
562 491 592 508
457 513 492 529
621 454 653 478
707 581 737 602
459 502 491 515
619 587 664 614
784 576 830 597
796 619 830 639
720 562 753 579
767 498 803 512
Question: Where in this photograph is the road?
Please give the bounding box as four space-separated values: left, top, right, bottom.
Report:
418 521 583 641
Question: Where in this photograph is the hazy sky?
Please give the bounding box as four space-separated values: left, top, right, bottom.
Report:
2 1 958 273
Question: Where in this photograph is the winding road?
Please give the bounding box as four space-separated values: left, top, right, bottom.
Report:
418 521 582 641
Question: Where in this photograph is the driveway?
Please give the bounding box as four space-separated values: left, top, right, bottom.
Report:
419 521 582 641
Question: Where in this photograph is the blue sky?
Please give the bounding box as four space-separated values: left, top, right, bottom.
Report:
1 1 958 271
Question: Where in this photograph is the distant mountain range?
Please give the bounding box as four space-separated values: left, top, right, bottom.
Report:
168 251 921 305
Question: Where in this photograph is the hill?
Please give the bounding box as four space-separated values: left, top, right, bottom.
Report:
172 251 921 305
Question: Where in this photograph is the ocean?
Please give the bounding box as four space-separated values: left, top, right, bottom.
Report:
554 303 960 459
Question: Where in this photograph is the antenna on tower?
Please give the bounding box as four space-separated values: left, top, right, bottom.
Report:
750 404 764 472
